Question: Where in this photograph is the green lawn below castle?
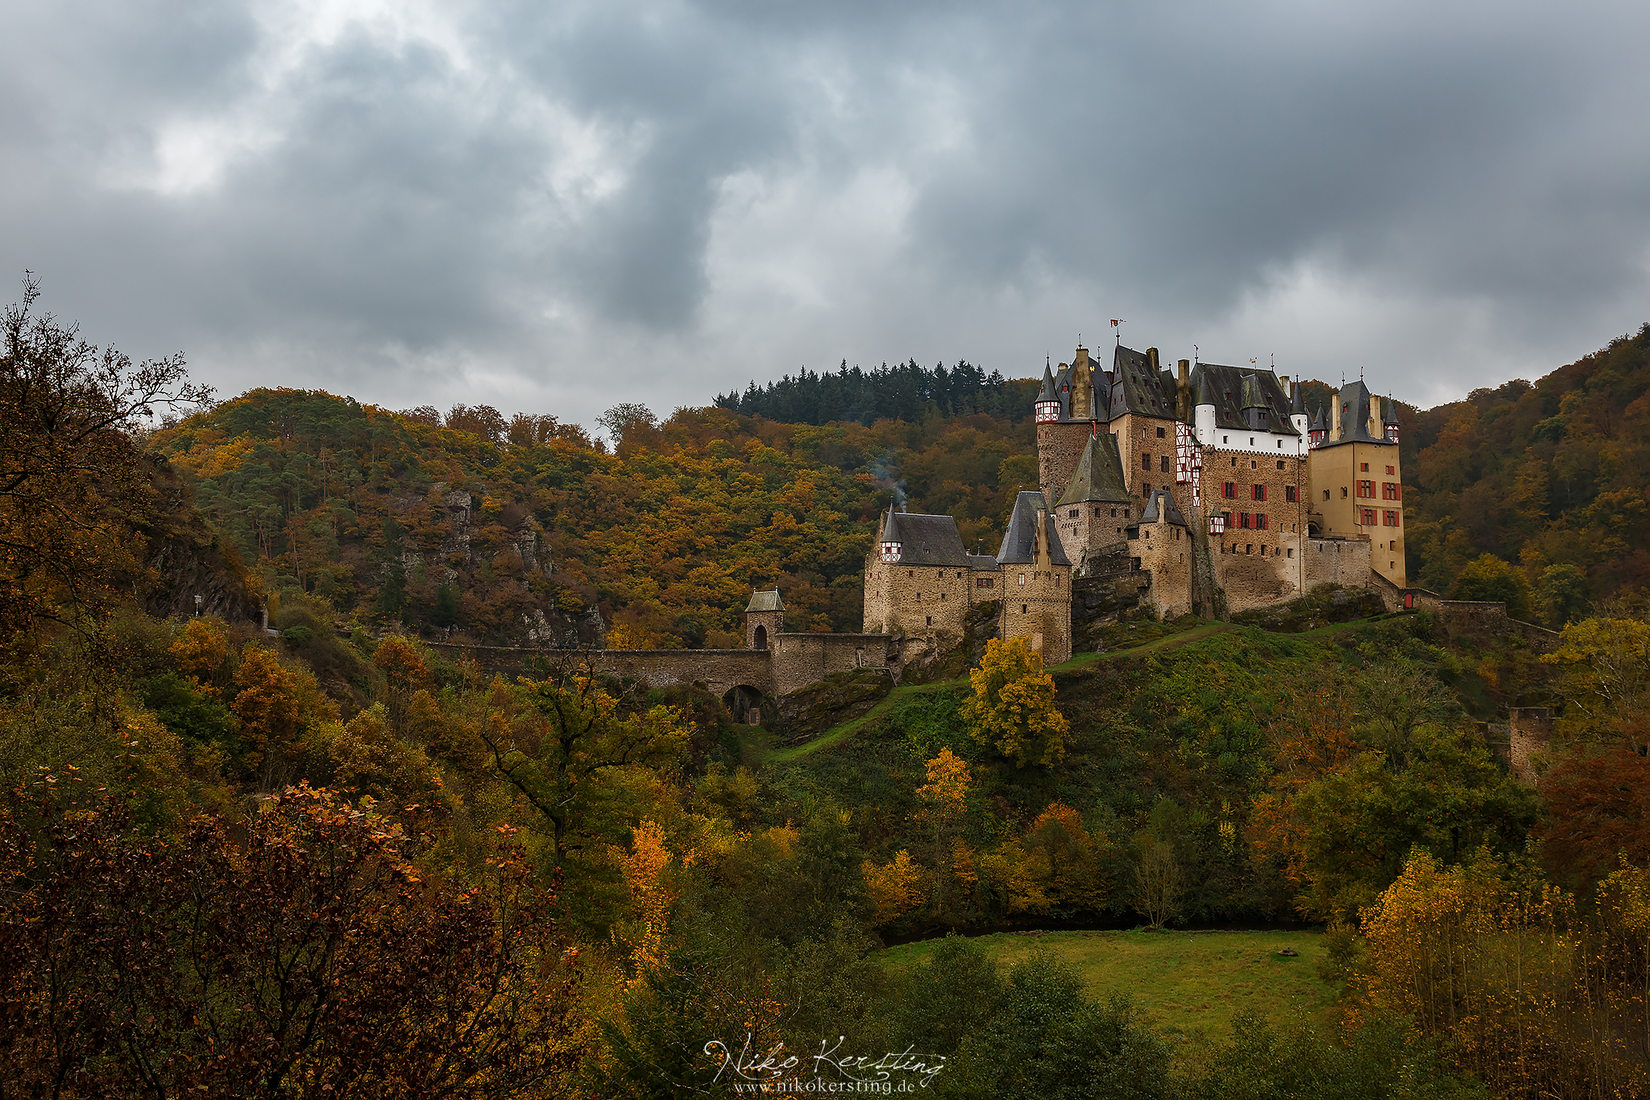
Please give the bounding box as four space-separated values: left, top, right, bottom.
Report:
881 928 1337 1055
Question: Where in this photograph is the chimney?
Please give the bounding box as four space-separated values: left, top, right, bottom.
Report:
1178 359 1189 387
1074 345 1089 370
1369 394 1382 437
1279 374 1291 396
1331 397 1342 441
1146 347 1160 372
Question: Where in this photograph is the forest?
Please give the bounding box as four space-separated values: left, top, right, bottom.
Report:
4 276 1650 1098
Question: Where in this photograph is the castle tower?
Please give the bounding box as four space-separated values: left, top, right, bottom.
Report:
995 490 1072 664
1130 489 1194 618
744 589 784 650
1036 345 1113 507
1052 430 1136 568
1306 380 1406 587
863 506 974 648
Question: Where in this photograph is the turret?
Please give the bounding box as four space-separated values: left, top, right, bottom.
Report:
1287 376 1309 438
744 589 784 651
878 506 903 563
1308 406 1327 450
1035 365 1061 424
1384 396 1401 443
1193 371 1216 444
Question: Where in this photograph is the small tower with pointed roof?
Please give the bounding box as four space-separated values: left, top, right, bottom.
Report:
996 490 1073 664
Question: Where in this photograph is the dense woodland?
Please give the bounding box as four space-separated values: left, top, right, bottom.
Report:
6 279 1650 1097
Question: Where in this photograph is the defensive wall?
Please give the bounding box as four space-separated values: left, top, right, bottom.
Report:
1369 574 1560 650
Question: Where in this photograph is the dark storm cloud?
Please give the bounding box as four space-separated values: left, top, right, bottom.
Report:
1 0 1646 424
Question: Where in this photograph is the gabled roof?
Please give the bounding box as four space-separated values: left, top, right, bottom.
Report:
1139 488 1189 528
745 589 784 612
996 491 1072 567
1056 432 1133 507
1107 345 1178 419
879 508 972 567
967 554 1001 572
1187 362 1300 436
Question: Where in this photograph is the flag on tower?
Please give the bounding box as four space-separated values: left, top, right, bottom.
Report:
1110 319 1121 327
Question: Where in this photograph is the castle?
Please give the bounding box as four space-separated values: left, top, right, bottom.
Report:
841 341 1406 666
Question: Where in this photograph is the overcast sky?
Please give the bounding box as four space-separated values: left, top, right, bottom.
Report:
4 0 1648 433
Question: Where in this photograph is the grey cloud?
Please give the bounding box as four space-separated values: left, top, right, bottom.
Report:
0 0 1646 426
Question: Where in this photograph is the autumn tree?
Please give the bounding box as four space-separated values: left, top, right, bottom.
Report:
478 664 688 874
231 642 337 790
1542 614 1650 751
0 274 211 651
0 781 578 1099
961 637 1070 767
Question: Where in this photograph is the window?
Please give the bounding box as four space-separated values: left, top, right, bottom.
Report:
1340 487 1348 498
1250 437 1256 447
1255 513 1269 530
1160 455 1170 472
1110 508 1118 517
1277 459 1286 469
1223 482 1236 498
1285 486 1297 503
1056 575 1062 587
1386 465 1395 475
1323 490 1331 501
1142 484 1151 499
926 616 933 626
1246 544 1253 554
1357 480 1375 498
1252 485 1267 501
1239 512 1251 529
1142 453 1152 470
1382 482 1401 500
1068 508 1078 518
1156 426 1166 438
1018 573 1026 586
1223 435 1229 444
1383 510 1400 526
1360 462 1369 472
975 577 994 589
914 592 920 601
1286 548 1294 558
1360 508 1377 525
1021 604 1028 614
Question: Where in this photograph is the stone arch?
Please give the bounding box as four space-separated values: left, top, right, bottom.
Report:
753 624 768 650
722 684 769 726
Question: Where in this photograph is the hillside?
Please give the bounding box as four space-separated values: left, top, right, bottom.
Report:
1402 323 1650 610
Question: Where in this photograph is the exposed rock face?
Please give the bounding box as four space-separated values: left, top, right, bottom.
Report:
1230 584 1386 631
774 669 894 743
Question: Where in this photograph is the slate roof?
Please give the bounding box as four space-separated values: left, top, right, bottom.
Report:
879 507 972 567
1188 363 1300 436
1384 397 1401 428
745 589 784 613
996 491 1072 567
1107 345 1178 420
967 554 1001 572
1321 380 1394 447
1139 488 1189 528
1046 354 1111 422
1056 432 1133 507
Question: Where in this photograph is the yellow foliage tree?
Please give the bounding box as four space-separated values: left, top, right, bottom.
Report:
231 643 336 791
170 617 232 699
960 637 1069 767
864 849 925 924
612 820 674 985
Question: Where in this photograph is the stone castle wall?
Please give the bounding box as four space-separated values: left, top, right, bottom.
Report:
864 555 974 639
1132 520 1194 618
1036 420 1093 505
769 632 897 696
1206 450 1310 612
1304 535 1373 589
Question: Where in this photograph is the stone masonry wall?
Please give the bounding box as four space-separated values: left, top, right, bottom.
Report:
1036 420 1092 506
1304 536 1372 589
864 554 974 652
1132 520 1194 618
769 633 898 696
1207 450 1310 612
1507 706 1555 785
998 565 1072 664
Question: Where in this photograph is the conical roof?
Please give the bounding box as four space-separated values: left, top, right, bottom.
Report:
1037 364 1058 404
